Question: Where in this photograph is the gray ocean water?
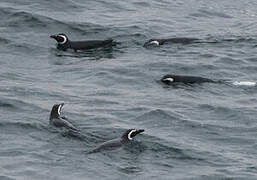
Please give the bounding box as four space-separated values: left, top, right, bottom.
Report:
1 0 257 179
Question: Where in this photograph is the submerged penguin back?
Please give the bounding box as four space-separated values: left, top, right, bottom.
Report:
70 39 113 50
90 138 124 153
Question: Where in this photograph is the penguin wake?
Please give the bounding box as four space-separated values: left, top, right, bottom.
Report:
232 81 256 86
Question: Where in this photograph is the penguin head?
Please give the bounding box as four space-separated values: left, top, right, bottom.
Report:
143 39 160 47
122 129 145 141
50 33 69 44
50 103 64 120
161 74 176 84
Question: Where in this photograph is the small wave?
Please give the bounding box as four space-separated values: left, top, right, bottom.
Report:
0 98 29 111
118 166 142 174
0 37 11 45
0 97 47 113
10 11 46 27
205 36 257 44
133 109 184 127
143 139 205 162
1 7 111 36
232 81 256 86
0 7 15 17
1 10 48 31
0 176 15 180
190 9 232 19
0 121 46 131
0 101 17 109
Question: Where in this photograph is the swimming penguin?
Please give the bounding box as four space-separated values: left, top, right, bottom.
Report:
161 74 215 84
50 33 114 52
90 129 144 153
143 37 199 47
49 103 78 131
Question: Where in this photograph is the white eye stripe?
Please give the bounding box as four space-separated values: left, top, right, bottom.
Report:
164 78 174 82
149 40 159 46
128 129 137 140
58 35 67 44
57 105 62 115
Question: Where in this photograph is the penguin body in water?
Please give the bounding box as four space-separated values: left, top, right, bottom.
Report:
90 129 144 153
50 33 114 52
49 103 78 131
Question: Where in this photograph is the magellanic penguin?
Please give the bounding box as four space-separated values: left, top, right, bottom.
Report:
143 37 199 47
90 129 144 153
50 33 114 52
161 74 216 85
161 74 257 87
49 103 78 131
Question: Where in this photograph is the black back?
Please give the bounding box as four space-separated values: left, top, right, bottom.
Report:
89 129 144 153
51 33 113 51
161 38 199 44
70 39 113 51
144 37 199 47
161 74 214 84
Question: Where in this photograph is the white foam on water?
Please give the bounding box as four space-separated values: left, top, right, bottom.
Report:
232 81 256 86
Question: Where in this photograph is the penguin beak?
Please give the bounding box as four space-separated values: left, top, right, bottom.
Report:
135 129 144 135
50 35 57 39
60 103 65 110
58 103 65 111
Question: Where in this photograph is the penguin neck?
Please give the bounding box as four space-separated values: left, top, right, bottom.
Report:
49 111 59 120
57 41 70 50
121 137 131 143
